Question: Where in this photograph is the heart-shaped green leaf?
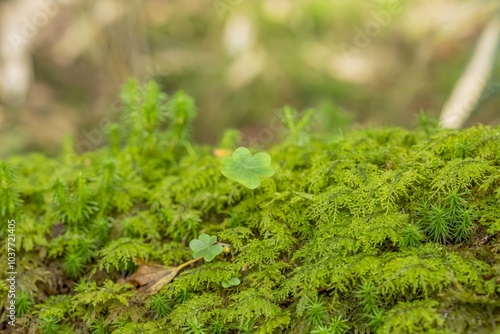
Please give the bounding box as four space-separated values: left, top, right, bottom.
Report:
220 147 275 189
222 276 241 288
189 233 223 262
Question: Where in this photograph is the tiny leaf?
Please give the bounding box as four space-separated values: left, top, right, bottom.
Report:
222 276 241 288
189 233 223 262
220 147 275 189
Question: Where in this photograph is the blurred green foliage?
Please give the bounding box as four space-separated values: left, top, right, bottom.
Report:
1 0 499 155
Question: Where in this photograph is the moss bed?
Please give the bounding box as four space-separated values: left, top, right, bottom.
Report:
1 80 500 333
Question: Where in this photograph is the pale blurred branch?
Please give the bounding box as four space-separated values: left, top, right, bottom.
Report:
0 0 39 103
440 11 500 129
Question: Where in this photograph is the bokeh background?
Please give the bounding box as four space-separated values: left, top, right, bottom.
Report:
0 0 499 156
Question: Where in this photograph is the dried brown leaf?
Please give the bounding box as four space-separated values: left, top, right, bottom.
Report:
120 257 202 295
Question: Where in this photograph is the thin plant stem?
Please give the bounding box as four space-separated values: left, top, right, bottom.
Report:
177 257 204 271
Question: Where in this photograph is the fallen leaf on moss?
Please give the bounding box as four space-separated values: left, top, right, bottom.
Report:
120 257 202 295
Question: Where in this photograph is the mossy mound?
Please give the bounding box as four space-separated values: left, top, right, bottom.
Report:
1 80 499 333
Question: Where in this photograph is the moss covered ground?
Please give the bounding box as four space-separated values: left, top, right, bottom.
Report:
1 80 499 333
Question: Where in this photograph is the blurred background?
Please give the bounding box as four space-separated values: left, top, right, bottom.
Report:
0 0 499 156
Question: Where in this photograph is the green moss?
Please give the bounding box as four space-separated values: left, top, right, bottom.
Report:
1 79 500 333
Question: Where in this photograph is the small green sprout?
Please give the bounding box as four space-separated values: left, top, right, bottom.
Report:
220 147 275 189
222 277 241 288
189 233 223 262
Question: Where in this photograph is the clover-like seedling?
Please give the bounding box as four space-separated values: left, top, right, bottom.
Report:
220 147 275 189
222 277 241 288
189 233 223 262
